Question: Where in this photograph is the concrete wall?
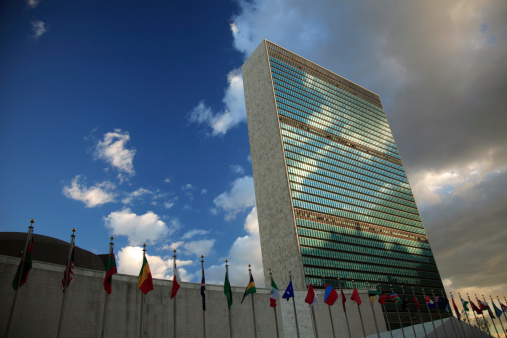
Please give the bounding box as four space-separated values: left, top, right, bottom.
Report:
1 255 386 337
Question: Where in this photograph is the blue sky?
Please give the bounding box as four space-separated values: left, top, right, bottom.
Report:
1 0 506 301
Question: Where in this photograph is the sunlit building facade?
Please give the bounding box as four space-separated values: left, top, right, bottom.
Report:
242 40 446 328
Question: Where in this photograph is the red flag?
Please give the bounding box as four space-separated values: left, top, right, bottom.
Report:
341 289 347 312
61 246 75 292
171 259 181 299
351 287 361 305
324 284 338 306
413 295 420 309
103 251 117 294
305 283 318 306
452 298 459 317
470 300 482 314
378 292 388 305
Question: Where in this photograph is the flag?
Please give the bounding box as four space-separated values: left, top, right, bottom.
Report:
368 290 381 303
402 295 408 310
270 278 281 308
224 270 232 309
61 246 75 292
452 298 459 317
241 271 256 304
138 255 153 295
341 289 346 312
425 295 436 308
413 295 420 309
324 284 338 306
493 302 502 318
500 302 507 312
103 251 117 294
378 292 388 305
282 280 294 301
171 259 181 299
201 264 206 311
305 283 318 307
470 300 482 314
461 298 469 311
478 299 490 311
390 292 402 306
351 287 361 305
436 297 450 312
12 237 33 290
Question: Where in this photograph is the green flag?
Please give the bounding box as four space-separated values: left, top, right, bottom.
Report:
224 270 232 309
461 298 469 311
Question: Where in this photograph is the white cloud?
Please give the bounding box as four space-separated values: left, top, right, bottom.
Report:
30 20 48 39
181 229 210 240
122 188 152 205
104 208 175 245
164 178 171 183
62 175 116 207
95 129 136 181
164 201 175 209
181 239 215 257
27 0 41 9
213 176 255 220
181 183 195 191
201 189 207 195
188 69 246 136
230 165 245 175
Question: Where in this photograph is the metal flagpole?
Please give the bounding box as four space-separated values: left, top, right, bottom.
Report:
422 289 439 338
270 269 280 338
289 271 300 338
390 286 406 338
475 294 491 337
225 260 233 338
491 295 506 336
101 236 114 338
305 275 318 338
339 278 352 338
412 287 428 338
57 228 76 338
353 280 366 338
201 256 206 338
401 286 417 337
431 290 449 338
5 219 34 338
459 293 477 338
379 285 393 338
468 294 486 338
498 296 507 322
323 276 335 338
441 291 458 338
504 297 507 322
250 265 258 338
173 250 177 338
365 282 380 338
450 292 467 338
140 244 146 338
482 295 499 338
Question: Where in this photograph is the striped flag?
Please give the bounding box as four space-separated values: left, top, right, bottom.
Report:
201 264 206 311
305 283 318 307
61 246 75 292
12 237 33 290
270 278 281 308
171 259 181 299
138 255 153 294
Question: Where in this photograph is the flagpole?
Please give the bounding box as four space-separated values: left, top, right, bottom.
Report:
431 290 449 338
323 276 335 338
498 296 507 322
504 297 507 322
57 228 76 338
338 278 352 338
305 274 318 338
270 270 280 338
201 255 206 338
440 291 458 338
482 294 499 337
288 271 300 338
173 250 178 338
5 219 34 338
468 294 486 337
140 244 147 338
491 295 506 335
459 293 477 338
422 289 439 338
352 280 366 338
390 285 406 338
101 236 114 338
224 260 233 338
450 292 467 338
365 282 380 338
379 285 393 338
401 286 417 337
475 294 492 337
250 265 258 338
412 287 428 338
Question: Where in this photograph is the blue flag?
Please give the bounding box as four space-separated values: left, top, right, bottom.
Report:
402 295 408 309
282 280 294 300
493 302 502 318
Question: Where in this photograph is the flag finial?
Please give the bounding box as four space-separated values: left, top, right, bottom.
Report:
30 219 35 224
225 259 228 263
201 255 204 263
72 228 76 237
110 236 114 240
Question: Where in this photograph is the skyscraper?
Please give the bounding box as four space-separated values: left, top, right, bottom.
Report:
242 40 446 326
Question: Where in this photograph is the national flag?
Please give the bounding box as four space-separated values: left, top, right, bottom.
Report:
171 259 181 299
436 297 450 312
324 284 338 306
390 292 402 306
478 300 490 311
461 298 469 311
413 296 420 309
351 287 361 305
282 280 294 301
378 292 388 305
341 289 347 312
493 302 503 318
137 255 153 295
470 300 482 314
12 237 33 290
500 302 507 312
201 264 206 311
401 295 408 310
270 278 281 308
305 283 318 307
103 251 117 294
368 290 381 303
425 295 436 309
241 271 256 304
61 246 75 292
452 298 459 317
224 270 232 309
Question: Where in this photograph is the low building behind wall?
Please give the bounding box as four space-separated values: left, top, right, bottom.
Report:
1 254 386 337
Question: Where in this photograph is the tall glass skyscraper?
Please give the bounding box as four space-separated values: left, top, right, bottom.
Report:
242 40 446 327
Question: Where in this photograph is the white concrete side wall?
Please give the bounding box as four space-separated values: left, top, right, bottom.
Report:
1 256 386 337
